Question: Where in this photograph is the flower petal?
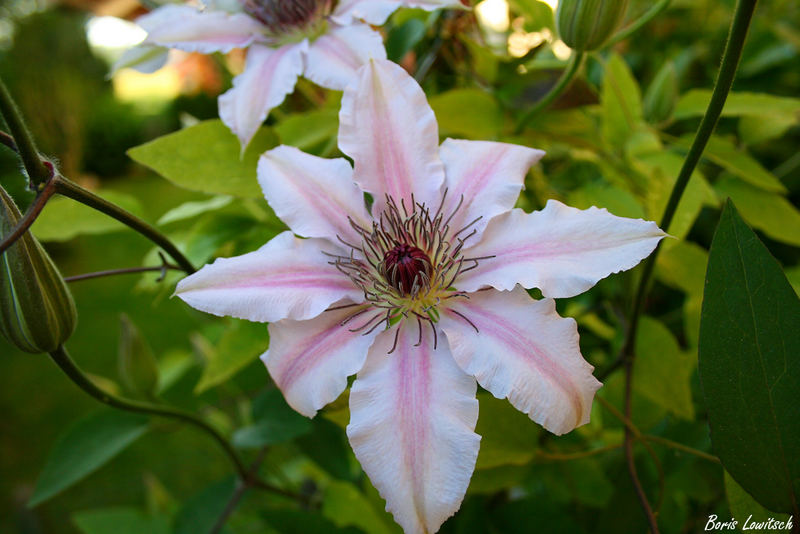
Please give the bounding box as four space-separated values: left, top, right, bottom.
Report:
339 59 444 214
140 5 263 53
332 0 468 25
175 232 360 323
263 304 379 417
347 325 480 534
457 200 667 298
258 145 371 244
111 44 169 75
440 287 601 435
304 23 387 91
439 138 544 239
219 42 307 150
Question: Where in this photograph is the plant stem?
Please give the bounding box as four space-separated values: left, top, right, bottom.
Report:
616 1 757 530
0 78 51 187
606 0 672 47
65 264 183 283
0 178 57 255
0 130 17 152
54 178 196 274
514 51 585 134
210 447 269 534
49 345 301 501
642 435 720 464
50 345 249 475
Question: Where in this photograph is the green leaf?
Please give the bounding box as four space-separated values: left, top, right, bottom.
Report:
635 150 717 240
157 196 233 225
714 177 800 247
674 90 800 120
725 471 791 530
275 109 339 153
508 0 554 31
73 507 169 534
232 389 312 449
195 320 269 394
634 317 694 420
673 134 786 193
322 480 396 534
32 190 145 242
386 18 426 62
566 182 645 220
698 201 800 515
643 61 677 124
174 477 237 534
30 410 149 507
475 394 541 469
118 314 159 399
655 240 708 295
296 417 355 481
127 120 278 198
601 53 644 150
738 114 796 145
429 89 504 139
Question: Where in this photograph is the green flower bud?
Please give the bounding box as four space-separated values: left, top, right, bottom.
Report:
0 186 76 353
643 61 678 124
118 314 159 398
556 0 630 51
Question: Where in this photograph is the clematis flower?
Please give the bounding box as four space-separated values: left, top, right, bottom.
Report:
175 59 666 533
126 0 467 149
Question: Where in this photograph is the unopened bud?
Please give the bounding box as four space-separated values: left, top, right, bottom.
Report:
643 61 677 124
118 314 159 398
556 0 629 51
0 186 76 353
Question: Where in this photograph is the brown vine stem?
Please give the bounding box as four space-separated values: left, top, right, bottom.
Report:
0 178 57 255
65 264 183 283
0 130 17 152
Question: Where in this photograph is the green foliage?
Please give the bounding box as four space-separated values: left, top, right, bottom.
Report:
194 319 268 394
29 410 150 507
118 314 160 399
32 190 145 241
699 201 800 515
127 120 278 198
73 507 170 534
232 389 312 449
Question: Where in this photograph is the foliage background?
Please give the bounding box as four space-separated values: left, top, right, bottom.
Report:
0 0 798 532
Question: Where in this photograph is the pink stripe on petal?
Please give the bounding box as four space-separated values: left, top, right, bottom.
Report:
457 201 666 298
439 139 544 240
348 326 479 534
441 287 601 435
175 232 361 323
263 305 378 417
339 59 444 215
258 146 370 244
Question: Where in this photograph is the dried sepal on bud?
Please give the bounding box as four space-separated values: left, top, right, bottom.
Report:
0 186 76 353
556 0 629 51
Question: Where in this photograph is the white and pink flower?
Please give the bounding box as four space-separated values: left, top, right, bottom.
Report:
125 0 467 149
175 59 666 533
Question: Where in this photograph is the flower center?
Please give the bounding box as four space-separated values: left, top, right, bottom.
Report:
241 0 334 37
382 244 433 296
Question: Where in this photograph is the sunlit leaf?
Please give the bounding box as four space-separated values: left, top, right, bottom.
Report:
32 190 145 242
127 120 278 198
157 196 233 226
195 320 268 394
725 471 790 526
601 53 644 150
674 90 800 120
699 201 800 514
275 109 339 153
430 89 504 139
714 177 800 247
322 480 397 534
634 317 694 420
73 507 169 534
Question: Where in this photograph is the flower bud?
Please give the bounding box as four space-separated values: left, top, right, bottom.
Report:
643 61 677 124
0 186 76 353
556 0 629 51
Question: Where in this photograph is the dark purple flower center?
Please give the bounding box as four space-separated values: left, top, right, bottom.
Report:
241 0 334 34
382 244 432 296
